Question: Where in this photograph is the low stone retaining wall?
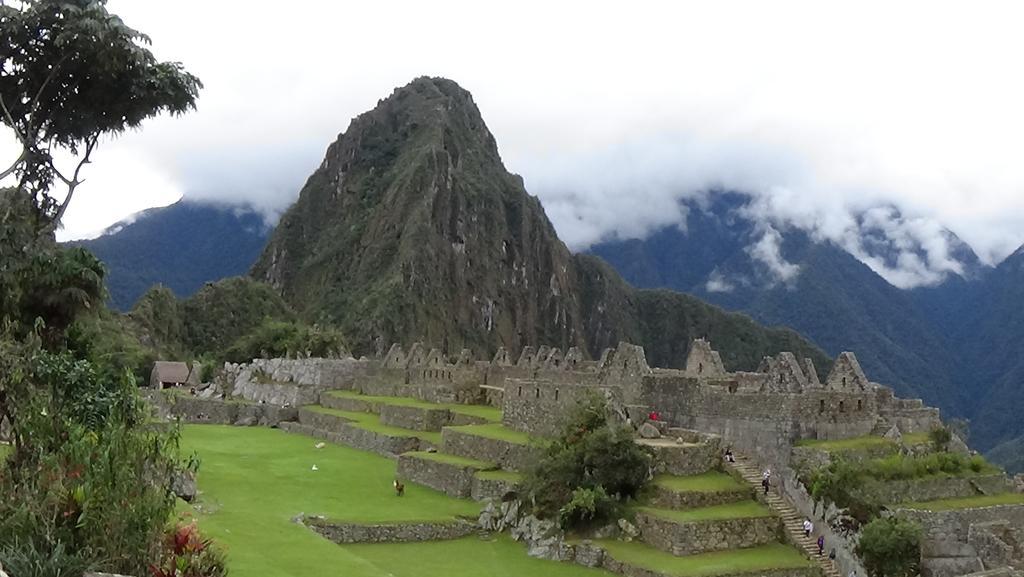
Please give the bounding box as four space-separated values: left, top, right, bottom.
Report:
297 407 352 432
790 443 896 471
396 453 487 498
305 517 475 543
441 429 542 472
319 394 379 413
472 475 521 501
877 475 1014 504
649 484 752 510
635 510 782 556
279 422 422 457
145 392 297 426
380 404 451 431
593 546 821 577
895 503 1024 542
643 440 720 476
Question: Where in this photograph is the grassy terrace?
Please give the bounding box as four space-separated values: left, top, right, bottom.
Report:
900 492 1024 511
325 390 502 422
445 423 535 445
305 405 442 446
638 502 773 523
403 450 495 469
594 541 814 577
182 425 612 577
653 472 747 493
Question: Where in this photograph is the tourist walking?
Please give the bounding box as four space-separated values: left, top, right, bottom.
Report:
817 535 825 556
761 476 770 495
803 518 813 537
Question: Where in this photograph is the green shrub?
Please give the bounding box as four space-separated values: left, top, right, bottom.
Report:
558 486 619 530
222 320 347 363
523 393 651 529
856 517 922 577
928 427 952 452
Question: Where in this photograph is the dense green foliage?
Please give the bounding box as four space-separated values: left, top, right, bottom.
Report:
0 3 217 574
806 451 995 525
856 517 922 577
0 351 187 576
523 394 652 529
223 320 347 363
71 200 271 311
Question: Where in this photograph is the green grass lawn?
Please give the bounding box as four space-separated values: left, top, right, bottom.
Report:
900 492 1024 511
445 423 535 445
795 435 895 451
181 425 610 577
638 501 773 523
306 405 443 446
326 391 502 422
653 472 747 493
901 432 930 445
402 450 495 469
594 541 813 577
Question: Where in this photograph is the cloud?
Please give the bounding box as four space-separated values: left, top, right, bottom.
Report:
0 0 1018 283
746 224 802 285
705 270 735 294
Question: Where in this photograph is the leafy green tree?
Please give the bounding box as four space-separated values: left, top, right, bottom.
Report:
523 393 652 529
856 517 922 577
0 0 201 226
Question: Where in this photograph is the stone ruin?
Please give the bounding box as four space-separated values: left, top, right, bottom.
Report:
148 338 1024 577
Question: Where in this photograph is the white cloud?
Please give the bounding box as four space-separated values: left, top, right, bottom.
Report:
746 224 802 285
705 270 735 294
0 0 1022 282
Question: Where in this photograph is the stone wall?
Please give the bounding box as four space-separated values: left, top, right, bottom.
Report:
501 379 623 437
594 547 821 577
472 475 521 501
144 391 297 426
396 453 483 498
895 504 1024 542
635 511 782 556
297 407 352 432
378 404 488 432
226 357 375 406
306 517 475 543
968 521 1022 572
643 438 721 476
873 475 1015 504
380 404 451 431
278 422 424 457
441 428 543 472
649 484 752 510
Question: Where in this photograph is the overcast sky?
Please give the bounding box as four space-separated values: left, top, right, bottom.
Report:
4 0 1024 288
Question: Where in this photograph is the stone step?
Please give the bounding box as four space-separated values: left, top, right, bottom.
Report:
725 453 843 577
280 419 427 458
298 406 354 432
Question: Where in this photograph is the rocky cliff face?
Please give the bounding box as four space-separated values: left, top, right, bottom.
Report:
253 77 828 371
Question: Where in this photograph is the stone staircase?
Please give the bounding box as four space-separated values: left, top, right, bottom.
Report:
727 456 842 577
